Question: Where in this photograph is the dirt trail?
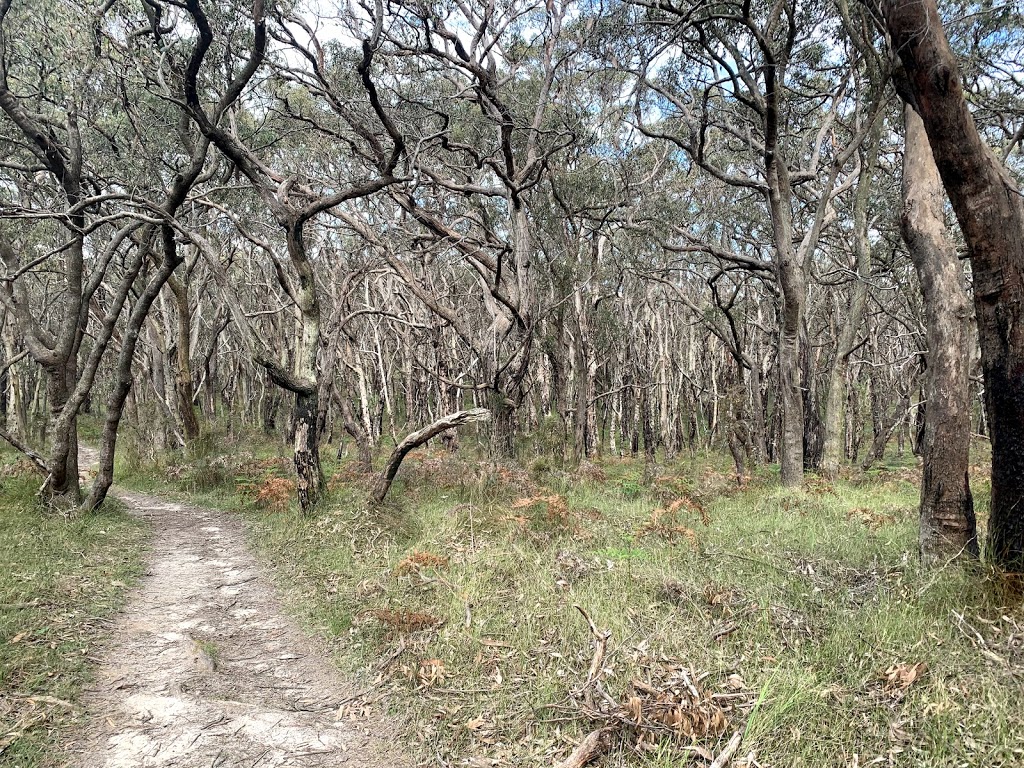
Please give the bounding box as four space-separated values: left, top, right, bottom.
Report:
70 452 406 768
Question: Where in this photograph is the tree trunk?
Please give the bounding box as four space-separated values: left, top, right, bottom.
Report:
748 358 767 463
84 237 185 512
777 293 804 486
42 361 80 503
293 389 324 511
801 321 824 469
490 391 517 459
884 0 1024 570
901 104 978 562
167 274 200 441
338 392 373 472
822 131 878 478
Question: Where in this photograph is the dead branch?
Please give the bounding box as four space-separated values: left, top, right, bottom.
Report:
710 730 744 768
369 408 490 504
0 427 47 474
553 727 616 768
574 604 611 708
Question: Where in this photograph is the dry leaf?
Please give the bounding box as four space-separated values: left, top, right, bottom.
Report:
881 661 928 697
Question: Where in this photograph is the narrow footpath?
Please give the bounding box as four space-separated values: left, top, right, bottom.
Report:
69 454 406 768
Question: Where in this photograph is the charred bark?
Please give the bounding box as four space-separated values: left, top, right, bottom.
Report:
293 389 324 511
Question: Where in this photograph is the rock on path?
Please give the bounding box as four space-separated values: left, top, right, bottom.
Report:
69 483 406 768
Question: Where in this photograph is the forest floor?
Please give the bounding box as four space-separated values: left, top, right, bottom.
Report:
1 454 146 766
111 431 1024 768
5 432 1024 768
60 448 409 768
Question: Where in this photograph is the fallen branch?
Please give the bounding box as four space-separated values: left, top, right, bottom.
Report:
0 427 47 474
369 408 490 504
11 694 76 710
575 605 611 708
554 727 615 768
710 731 743 768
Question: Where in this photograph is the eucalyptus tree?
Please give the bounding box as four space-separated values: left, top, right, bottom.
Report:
356 0 584 457
0 0 115 499
882 0 1024 570
174 0 404 510
626 0 883 485
898 103 978 561
0 0 215 508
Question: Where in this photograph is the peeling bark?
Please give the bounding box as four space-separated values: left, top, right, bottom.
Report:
884 0 1024 570
900 104 978 562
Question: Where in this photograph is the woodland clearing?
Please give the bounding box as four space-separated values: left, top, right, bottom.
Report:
3 4 1024 764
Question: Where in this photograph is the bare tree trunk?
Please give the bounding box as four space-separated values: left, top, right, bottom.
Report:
84 230 186 512
167 274 201 441
748 357 767 463
801 321 824 469
901 104 978 562
293 389 323 511
777 289 804 486
337 390 373 472
44 359 81 503
822 132 878 478
490 391 517 459
885 0 1024 570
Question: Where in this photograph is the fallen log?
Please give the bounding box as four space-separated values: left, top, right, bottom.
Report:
369 408 490 504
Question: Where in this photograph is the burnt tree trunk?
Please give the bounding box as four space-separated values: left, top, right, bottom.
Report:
293 389 324 511
900 105 978 562
885 0 1024 570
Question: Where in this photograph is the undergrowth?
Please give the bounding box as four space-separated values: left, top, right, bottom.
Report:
0 453 148 767
120 437 1023 768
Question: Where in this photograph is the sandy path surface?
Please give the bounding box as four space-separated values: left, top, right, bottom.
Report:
69 458 406 768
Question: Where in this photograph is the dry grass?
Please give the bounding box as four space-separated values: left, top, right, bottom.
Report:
125 443 1024 768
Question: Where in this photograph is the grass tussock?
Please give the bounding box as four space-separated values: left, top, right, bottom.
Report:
124 440 1023 768
0 454 148 766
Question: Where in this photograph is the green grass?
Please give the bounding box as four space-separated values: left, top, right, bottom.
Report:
119 438 1024 768
0 459 148 767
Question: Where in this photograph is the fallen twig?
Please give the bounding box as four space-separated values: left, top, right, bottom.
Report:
710 730 743 768
553 727 616 768
574 605 611 708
